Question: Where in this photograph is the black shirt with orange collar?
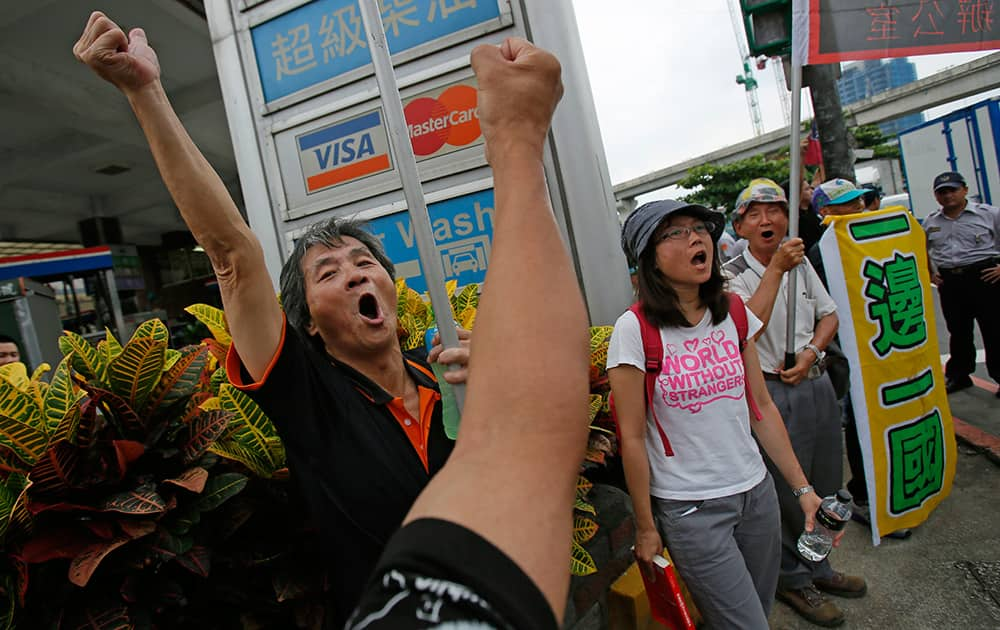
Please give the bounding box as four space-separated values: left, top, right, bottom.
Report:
227 317 453 625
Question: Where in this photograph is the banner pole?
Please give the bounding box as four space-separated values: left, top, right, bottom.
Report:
356 0 465 411
784 61 804 370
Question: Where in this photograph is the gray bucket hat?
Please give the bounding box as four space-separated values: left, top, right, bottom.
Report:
621 199 726 263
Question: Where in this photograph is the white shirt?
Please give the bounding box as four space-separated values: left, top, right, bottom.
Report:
607 305 767 500
726 249 838 373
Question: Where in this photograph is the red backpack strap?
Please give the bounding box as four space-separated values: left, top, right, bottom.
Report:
727 293 763 422
628 303 674 457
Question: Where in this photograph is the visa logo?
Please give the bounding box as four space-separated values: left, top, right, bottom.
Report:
298 111 392 193
312 134 376 170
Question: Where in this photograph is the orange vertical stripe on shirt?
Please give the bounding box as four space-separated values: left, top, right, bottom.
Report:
386 386 441 472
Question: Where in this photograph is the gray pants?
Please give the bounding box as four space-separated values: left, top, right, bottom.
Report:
652 474 781 630
763 374 843 590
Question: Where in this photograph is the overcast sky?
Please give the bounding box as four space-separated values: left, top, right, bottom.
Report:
570 0 996 200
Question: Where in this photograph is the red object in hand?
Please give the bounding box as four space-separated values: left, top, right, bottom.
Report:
640 555 696 630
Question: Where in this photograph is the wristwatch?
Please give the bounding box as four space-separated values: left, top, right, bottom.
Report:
792 484 815 497
803 343 825 366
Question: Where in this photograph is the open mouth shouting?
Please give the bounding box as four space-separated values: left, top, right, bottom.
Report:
690 250 709 268
357 292 385 325
760 229 776 240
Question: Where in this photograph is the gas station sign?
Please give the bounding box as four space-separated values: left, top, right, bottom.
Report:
208 0 633 325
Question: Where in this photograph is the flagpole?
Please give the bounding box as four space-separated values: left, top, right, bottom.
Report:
356 0 466 411
784 60 803 370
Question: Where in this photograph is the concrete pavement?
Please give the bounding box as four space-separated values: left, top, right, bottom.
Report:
768 443 1000 629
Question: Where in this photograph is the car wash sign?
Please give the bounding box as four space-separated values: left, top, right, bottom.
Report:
252 0 503 104
366 188 493 294
818 207 956 544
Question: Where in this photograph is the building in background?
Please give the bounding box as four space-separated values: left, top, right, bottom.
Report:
838 58 925 137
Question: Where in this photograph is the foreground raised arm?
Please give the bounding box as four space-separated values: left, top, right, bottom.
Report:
400 38 590 621
73 12 281 378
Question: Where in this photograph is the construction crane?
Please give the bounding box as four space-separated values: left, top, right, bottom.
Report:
728 0 765 137
773 58 792 126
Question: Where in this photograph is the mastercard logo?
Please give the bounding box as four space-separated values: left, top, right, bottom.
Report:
404 84 480 157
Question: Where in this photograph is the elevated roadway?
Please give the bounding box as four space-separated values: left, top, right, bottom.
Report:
613 52 1000 210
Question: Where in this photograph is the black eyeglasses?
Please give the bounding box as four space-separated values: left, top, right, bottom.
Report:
657 223 709 242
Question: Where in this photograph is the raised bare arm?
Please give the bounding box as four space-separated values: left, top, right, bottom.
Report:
73 11 281 379
401 38 590 621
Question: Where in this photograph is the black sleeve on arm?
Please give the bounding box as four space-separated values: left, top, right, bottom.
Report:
347 518 557 630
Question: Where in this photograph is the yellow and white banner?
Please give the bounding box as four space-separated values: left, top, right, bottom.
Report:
819 207 955 544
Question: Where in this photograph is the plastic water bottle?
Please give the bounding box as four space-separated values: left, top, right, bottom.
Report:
425 327 461 440
797 489 853 562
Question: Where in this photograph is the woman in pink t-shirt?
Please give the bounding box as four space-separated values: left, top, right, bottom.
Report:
608 199 822 629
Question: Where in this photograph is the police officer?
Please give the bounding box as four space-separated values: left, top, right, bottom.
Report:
924 171 1000 397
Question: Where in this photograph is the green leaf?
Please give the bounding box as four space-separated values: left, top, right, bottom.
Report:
576 475 593 500
570 541 597 576
574 497 596 515
100 482 167 515
143 345 208 417
208 439 277 478
452 283 480 314
209 366 228 396
193 472 248 512
108 336 166 411
588 394 603 423
184 304 232 347
0 363 28 390
163 348 182 372
573 516 599 545
131 318 169 346
58 331 105 381
0 473 29 544
0 380 47 468
104 327 123 360
218 384 282 469
43 355 77 435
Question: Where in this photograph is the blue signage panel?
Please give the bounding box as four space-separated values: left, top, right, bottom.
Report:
366 188 493 294
252 0 502 103
0 247 114 282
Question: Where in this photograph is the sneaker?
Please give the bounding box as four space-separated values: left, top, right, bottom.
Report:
813 572 868 598
945 377 973 393
776 585 845 627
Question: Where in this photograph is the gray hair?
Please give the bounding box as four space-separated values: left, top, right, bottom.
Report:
280 217 395 348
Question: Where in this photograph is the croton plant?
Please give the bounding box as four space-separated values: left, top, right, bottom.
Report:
0 281 619 627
